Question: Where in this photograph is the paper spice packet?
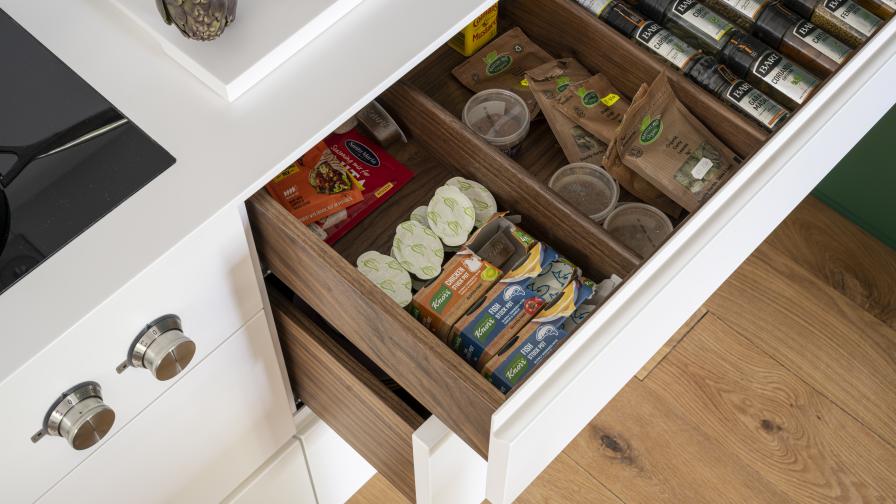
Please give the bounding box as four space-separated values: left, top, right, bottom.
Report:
309 129 415 244
556 73 630 144
452 27 553 118
483 278 596 393
451 243 577 370
606 72 742 214
411 213 535 342
526 58 607 165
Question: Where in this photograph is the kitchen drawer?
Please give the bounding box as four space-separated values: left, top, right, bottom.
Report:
37 312 294 503
0 204 262 503
248 1 896 502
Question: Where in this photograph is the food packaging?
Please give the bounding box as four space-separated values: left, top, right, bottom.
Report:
462 89 531 157
411 213 535 342
603 203 674 259
356 251 413 307
427 185 477 246
483 278 596 393
548 162 620 222
392 221 444 280
448 3 499 57
555 72 630 143
266 141 364 224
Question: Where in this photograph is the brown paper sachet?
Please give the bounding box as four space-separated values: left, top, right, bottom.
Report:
556 73 630 144
607 72 742 215
525 58 607 165
452 27 553 118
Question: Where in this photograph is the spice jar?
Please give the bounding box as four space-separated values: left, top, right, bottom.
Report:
688 55 790 129
702 0 772 29
601 0 703 71
781 0 882 46
854 0 894 19
719 30 820 108
635 0 738 53
755 2 853 76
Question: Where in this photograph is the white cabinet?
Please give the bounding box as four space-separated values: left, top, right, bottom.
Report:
225 438 316 504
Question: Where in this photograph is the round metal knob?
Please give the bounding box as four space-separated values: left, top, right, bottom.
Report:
128 315 195 381
42 382 115 450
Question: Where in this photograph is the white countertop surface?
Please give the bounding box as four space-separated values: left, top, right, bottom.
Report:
0 0 493 383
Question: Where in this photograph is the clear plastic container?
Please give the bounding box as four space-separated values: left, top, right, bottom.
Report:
548 163 620 222
603 202 674 259
462 89 531 156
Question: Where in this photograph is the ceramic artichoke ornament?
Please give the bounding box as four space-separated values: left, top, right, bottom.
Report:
156 0 237 41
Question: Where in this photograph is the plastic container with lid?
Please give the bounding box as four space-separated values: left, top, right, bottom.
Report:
601 1 703 72
687 55 790 130
548 163 620 222
635 0 738 53
718 30 820 109
603 202 674 259
462 89 531 157
754 1 853 77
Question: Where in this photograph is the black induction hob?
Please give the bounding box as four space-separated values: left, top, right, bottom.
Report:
0 9 175 294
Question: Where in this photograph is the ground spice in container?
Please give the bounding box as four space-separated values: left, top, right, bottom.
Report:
755 1 853 76
635 0 738 54
605 72 742 213
781 0 882 46
702 0 771 29
718 30 820 109
854 0 894 19
601 0 704 72
687 55 790 129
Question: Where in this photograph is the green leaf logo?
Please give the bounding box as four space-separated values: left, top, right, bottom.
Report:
639 116 663 145
464 207 475 220
579 89 600 108
362 259 379 271
427 211 440 224
400 222 415 233
422 265 437 277
474 200 489 211
411 243 425 256
555 76 571 93
484 52 513 76
443 197 458 211
379 280 396 294
447 221 461 235
423 228 439 240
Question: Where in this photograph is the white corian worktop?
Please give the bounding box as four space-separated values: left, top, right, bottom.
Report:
0 0 494 382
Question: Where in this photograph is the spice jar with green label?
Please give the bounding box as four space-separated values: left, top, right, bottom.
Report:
635 0 738 53
702 0 772 29
781 0 882 46
688 55 790 129
719 30 820 108
601 1 704 71
755 1 853 76
854 0 894 19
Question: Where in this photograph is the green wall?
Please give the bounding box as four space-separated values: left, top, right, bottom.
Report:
813 104 896 250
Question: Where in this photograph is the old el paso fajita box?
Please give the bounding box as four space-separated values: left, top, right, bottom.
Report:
411 214 534 342
483 278 596 393
451 242 570 370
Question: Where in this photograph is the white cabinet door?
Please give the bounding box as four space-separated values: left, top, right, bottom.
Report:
225 438 316 504
37 313 293 504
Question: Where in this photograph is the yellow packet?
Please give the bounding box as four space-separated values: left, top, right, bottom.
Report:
448 4 499 57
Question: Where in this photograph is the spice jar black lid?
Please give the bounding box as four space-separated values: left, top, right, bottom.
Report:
687 56 729 94
634 0 673 22
780 0 817 19
755 2 803 48
603 1 647 38
719 30 769 77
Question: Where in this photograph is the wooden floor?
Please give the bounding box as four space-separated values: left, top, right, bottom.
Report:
349 196 896 503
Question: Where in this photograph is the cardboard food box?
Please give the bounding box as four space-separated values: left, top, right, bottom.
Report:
309 129 415 244
451 242 576 370
411 213 534 342
447 3 499 57
266 141 364 224
483 278 596 393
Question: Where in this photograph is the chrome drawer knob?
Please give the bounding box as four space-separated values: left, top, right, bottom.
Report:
118 314 196 381
32 382 115 450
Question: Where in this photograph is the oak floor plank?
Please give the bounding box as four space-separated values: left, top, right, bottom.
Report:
645 313 896 502
516 453 621 504
347 473 408 504
764 196 896 331
705 244 896 444
563 377 790 503
635 306 707 380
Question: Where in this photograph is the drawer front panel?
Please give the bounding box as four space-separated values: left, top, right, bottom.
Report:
37 312 294 503
0 205 262 503
271 291 423 501
224 438 316 504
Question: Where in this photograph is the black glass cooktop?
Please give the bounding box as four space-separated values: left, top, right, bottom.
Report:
0 9 175 294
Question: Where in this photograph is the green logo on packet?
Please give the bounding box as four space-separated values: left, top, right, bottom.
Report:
503 354 529 385
555 76 572 92
481 266 499 282
639 115 663 145
484 51 513 76
576 87 600 108
430 285 453 314
473 314 497 342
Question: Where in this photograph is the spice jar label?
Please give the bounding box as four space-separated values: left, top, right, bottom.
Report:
670 0 735 41
753 51 818 104
725 80 789 129
636 22 701 70
793 21 852 64
823 0 882 37
576 0 615 16
717 0 768 19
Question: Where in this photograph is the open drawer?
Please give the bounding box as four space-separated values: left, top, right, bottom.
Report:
247 1 896 502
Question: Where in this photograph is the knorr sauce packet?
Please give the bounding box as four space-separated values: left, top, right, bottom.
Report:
556 73 630 144
451 242 569 370
452 27 552 117
526 59 607 165
607 72 741 214
412 213 535 342
483 278 596 393
427 185 477 247
357 251 413 307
